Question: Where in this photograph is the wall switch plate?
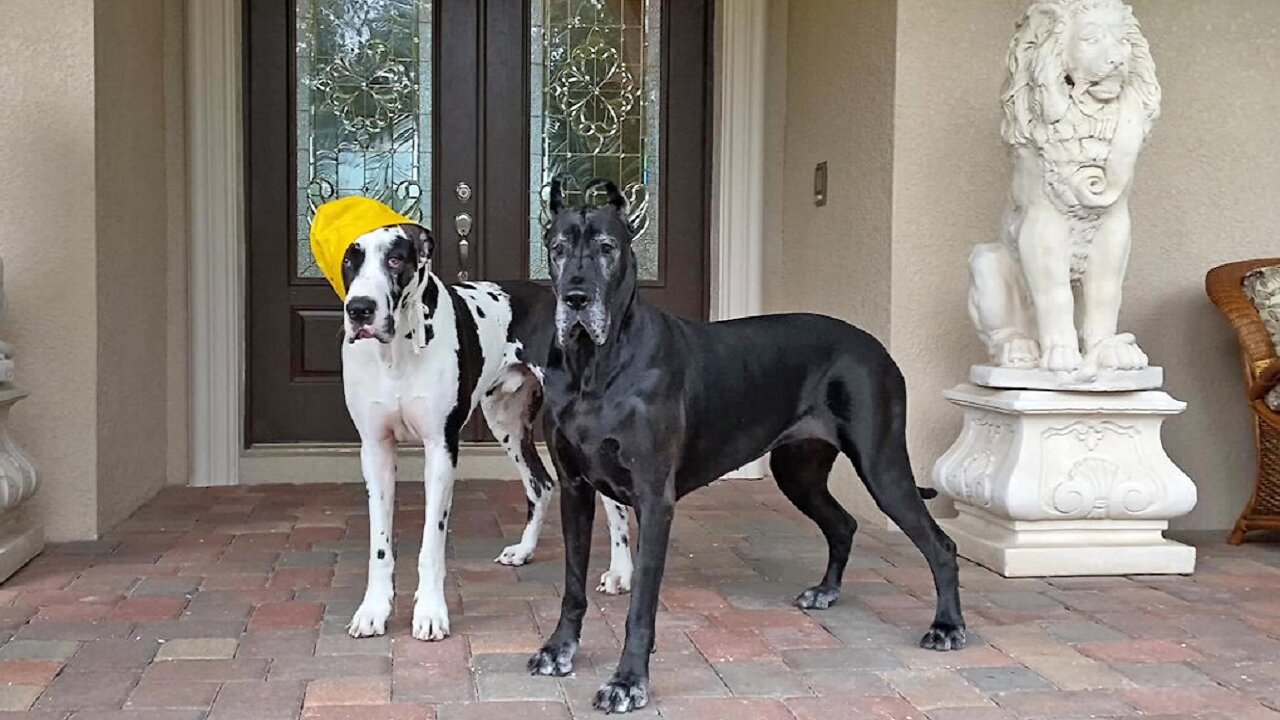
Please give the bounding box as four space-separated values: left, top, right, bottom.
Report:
814 162 827 206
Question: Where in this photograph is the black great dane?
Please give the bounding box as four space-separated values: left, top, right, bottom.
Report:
526 179 967 713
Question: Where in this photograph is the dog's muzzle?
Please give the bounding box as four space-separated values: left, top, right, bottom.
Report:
556 291 608 346
345 295 393 343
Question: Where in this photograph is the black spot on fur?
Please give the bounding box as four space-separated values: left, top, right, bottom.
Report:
501 434 510 444
484 384 498 397
421 324 434 346
526 499 534 523
403 332 413 339
423 278 440 316
475 305 486 319
376 549 385 560
443 510 448 519
488 291 501 302
341 245 365 291
444 285 483 466
458 282 476 290
417 266 426 283
438 520 446 531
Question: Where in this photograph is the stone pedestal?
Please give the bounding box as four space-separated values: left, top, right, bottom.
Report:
0 384 41 582
932 384 1196 577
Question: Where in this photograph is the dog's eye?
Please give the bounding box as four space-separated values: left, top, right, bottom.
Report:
599 240 616 254
387 257 403 269
550 243 566 259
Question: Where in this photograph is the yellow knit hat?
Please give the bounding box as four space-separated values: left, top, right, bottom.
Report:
309 197 415 299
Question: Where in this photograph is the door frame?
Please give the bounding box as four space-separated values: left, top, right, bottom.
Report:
187 0 769 486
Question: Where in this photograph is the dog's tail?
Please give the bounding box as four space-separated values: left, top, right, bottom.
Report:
918 487 938 500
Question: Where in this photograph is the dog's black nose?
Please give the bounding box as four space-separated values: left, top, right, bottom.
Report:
563 290 590 311
346 296 376 324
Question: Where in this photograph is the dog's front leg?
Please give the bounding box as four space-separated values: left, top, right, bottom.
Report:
594 492 674 714
413 440 454 641
349 433 397 637
528 456 595 676
597 497 633 595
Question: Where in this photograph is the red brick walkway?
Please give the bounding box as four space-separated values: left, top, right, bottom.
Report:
1 480 1279 719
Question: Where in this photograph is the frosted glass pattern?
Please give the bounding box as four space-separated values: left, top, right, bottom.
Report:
296 0 432 278
529 0 661 280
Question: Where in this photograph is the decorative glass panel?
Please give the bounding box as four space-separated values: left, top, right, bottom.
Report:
296 0 432 279
529 0 661 280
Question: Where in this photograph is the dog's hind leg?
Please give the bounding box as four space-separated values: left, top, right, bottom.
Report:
350 432 398 637
597 497 633 595
770 439 850 610
831 374 967 651
483 368 555 567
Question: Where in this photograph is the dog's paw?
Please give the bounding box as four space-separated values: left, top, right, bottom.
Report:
794 585 840 610
527 639 578 677
596 568 632 595
411 596 450 641
347 596 393 638
495 542 534 567
593 672 649 714
920 622 967 652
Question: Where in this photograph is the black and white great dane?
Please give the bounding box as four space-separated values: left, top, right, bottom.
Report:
527 180 967 713
339 221 634 641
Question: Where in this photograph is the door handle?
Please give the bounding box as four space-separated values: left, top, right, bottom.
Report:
454 212 473 282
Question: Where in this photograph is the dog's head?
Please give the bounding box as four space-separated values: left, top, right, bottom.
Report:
342 223 434 343
544 178 636 347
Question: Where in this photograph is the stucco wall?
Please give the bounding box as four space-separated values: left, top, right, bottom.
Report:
766 0 1280 531
764 0 897 519
94 0 174 531
0 0 101 542
0 0 183 541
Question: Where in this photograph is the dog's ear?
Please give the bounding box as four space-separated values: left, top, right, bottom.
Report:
549 176 564 214
587 178 627 214
401 223 433 266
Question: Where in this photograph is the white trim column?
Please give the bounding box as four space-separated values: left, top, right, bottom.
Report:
713 0 769 479
187 0 243 487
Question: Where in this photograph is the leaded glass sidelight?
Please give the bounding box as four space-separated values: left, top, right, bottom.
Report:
529 0 661 281
296 0 432 279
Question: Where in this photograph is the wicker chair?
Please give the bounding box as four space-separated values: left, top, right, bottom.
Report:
1206 258 1280 544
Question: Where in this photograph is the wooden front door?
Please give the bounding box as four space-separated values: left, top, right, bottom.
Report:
246 0 712 445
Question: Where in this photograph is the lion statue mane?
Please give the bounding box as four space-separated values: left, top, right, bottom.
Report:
969 0 1161 377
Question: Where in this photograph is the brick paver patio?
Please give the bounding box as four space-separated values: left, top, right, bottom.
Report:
2 480 1279 719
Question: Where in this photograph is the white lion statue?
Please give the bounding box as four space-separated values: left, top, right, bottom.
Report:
969 0 1160 376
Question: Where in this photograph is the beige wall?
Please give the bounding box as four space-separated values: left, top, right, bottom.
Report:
764 0 898 518
766 0 1280 530
0 0 185 541
93 0 176 530
0 0 101 541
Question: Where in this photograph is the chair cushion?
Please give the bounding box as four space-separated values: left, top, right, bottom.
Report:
1245 264 1280 411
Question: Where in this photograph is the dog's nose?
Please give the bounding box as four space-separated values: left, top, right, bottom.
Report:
346 296 376 324
563 290 590 311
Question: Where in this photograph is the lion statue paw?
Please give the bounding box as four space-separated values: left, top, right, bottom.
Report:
1041 342 1084 373
1087 333 1149 371
996 336 1040 368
